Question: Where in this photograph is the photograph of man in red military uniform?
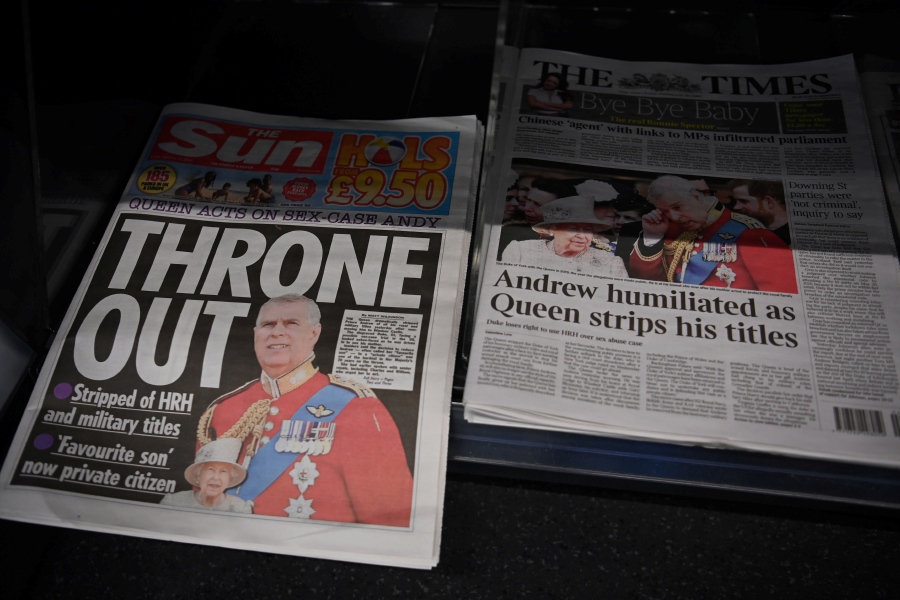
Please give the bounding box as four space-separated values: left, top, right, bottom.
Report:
195 294 413 526
630 175 798 293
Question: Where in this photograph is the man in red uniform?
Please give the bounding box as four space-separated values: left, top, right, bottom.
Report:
196 294 413 526
630 175 797 293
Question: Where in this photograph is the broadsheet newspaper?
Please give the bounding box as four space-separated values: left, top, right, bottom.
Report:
0 103 480 568
464 49 900 468
861 62 900 225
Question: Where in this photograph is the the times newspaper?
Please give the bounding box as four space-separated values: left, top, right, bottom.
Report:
861 61 900 227
0 103 481 568
464 50 900 468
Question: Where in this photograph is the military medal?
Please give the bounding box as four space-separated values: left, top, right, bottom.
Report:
715 263 737 287
702 240 737 262
289 455 319 493
702 231 737 263
284 495 315 519
275 420 292 452
291 421 308 453
308 422 335 456
282 456 322 518
274 419 336 456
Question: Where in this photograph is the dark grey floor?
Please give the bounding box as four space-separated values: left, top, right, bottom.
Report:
3 472 898 599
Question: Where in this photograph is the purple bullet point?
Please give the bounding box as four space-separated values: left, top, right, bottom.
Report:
34 433 54 450
54 382 73 399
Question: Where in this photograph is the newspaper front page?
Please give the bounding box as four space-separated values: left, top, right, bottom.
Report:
464 50 900 468
0 103 481 568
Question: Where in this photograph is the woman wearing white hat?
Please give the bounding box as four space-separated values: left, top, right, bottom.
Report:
160 438 253 513
501 195 628 278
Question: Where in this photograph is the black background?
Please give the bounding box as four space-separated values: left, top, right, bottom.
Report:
3 0 900 597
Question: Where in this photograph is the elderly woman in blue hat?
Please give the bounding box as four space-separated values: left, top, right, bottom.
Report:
160 438 253 513
501 193 628 278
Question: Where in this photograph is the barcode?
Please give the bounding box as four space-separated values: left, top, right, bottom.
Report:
891 413 900 437
833 407 886 435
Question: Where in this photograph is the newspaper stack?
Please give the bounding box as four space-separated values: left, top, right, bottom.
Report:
0 103 482 568
464 50 900 469
860 59 900 230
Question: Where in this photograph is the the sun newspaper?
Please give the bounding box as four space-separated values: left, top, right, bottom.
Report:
0 103 482 568
464 50 900 468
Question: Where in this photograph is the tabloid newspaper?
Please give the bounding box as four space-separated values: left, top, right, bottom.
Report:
463 49 900 468
0 103 481 568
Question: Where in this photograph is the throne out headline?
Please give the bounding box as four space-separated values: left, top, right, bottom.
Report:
72 216 435 390
486 270 800 348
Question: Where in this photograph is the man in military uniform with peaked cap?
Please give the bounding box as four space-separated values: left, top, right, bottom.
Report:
197 294 413 526
630 175 797 293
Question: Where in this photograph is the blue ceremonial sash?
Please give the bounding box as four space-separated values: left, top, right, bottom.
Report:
682 218 747 284
232 384 356 502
